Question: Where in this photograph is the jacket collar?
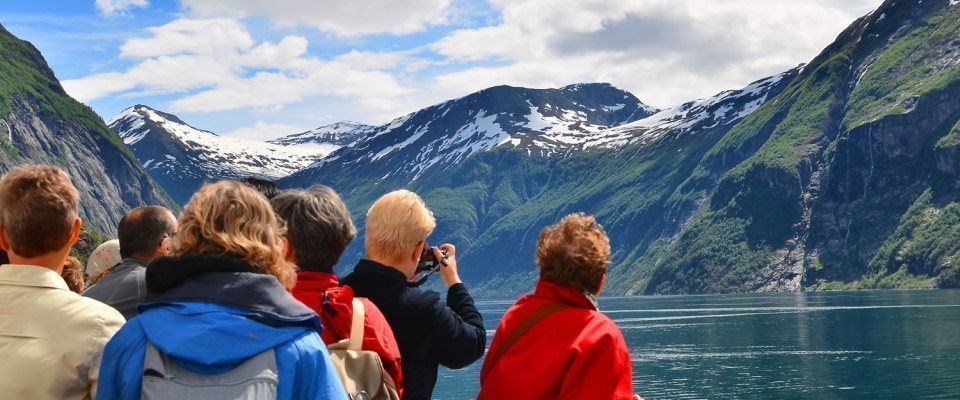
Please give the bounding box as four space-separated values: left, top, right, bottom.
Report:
351 259 409 286
146 253 257 293
144 253 318 329
534 278 599 311
294 270 340 292
120 257 149 267
0 264 69 291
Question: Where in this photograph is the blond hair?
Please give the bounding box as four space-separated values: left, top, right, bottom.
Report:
173 181 295 287
0 165 79 257
365 190 436 260
536 213 611 294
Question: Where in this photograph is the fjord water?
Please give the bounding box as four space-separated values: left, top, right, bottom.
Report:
434 290 960 399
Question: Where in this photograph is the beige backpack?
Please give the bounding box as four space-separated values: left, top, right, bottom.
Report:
327 297 401 400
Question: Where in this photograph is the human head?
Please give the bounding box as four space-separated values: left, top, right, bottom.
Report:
270 185 355 272
0 165 82 267
536 213 611 295
365 189 436 278
173 180 294 287
61 256 85 294
86 239 121 282
239 177 282 200
118 206 177 261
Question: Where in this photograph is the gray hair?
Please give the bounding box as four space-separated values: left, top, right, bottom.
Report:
270 185 356 272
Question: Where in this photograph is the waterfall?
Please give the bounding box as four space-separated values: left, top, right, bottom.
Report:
863 124 875 200
0 119 10 142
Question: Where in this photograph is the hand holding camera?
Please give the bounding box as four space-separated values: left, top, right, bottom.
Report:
433 243 461 288
414 242 461 288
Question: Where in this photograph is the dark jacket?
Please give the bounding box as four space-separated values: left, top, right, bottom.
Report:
83 258 147 319
341 259 486 400
97 253 348 400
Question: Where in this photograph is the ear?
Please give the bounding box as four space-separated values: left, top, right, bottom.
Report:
282 237 296 263
68 218 82 246
0 225 10 252
595 273 607 296
411 242 425 263
158 236 171 256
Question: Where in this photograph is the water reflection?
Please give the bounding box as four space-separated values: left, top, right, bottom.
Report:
433 290 960 400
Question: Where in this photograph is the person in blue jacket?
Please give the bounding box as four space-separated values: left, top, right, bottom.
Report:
97 181 348 400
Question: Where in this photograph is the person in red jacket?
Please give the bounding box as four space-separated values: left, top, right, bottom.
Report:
271 185 404 396
478 213 639 400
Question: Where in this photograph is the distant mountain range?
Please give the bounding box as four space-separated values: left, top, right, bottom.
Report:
2 0 955 296
108 105 372 204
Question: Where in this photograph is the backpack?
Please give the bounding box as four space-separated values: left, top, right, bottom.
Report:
327 297 401 400
141 342 279 399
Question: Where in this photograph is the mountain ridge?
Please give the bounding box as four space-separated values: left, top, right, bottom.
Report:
0 24 176 236
108 104 367 204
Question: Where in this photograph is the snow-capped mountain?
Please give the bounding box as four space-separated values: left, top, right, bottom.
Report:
108 105 326 203
584 66 802 149
268 121 374 155
285 82 658 184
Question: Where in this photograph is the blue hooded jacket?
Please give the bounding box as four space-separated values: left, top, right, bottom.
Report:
97 254 348 400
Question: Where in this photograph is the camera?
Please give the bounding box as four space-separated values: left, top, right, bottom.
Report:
417 244 448 273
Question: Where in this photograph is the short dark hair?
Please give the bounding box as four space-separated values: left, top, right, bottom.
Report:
239 177 282 200
0 165 78 257
118 206 176 259
271 185 355 272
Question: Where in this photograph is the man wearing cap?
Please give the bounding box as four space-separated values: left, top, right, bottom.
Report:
83 205 177 319
85 239 120 284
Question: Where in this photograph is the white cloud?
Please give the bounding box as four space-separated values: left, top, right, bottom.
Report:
63 18 413 116
224 121 311 141
118 18 254 58
70 1 886 134
180 0 452 37
95 0 148 16
429 0 884 108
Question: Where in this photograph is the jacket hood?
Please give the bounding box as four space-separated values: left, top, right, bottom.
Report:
137 253 321 373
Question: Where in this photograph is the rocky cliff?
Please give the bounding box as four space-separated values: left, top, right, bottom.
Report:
0 24 175 236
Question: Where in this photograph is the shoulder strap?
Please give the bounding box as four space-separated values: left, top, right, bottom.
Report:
486 302 565 370
348 297 365 351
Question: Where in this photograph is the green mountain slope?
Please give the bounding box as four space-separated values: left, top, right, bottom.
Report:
0 23 176 235
644 0 960 293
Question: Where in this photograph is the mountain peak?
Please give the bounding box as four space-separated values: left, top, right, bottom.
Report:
108 105 327 204
268 121 374 152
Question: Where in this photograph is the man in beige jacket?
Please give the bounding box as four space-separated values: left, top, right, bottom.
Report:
0 165 125 400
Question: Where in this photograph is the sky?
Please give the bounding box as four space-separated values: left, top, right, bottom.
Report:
0 0 884 141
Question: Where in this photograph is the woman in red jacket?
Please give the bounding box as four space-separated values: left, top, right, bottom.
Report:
271 186 403 396
478 213 639 400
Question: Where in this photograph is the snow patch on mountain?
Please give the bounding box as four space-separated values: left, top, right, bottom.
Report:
268 121 374 156
110 105 324 181
582 67 801 149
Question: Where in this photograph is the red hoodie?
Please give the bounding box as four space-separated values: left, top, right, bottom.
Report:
292 270 403 396
478 279 635 400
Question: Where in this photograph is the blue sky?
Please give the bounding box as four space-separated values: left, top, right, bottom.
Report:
0 0 883 140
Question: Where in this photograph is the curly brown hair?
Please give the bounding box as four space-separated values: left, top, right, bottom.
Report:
173 181 295 288
61 256 85 294
535 213 611 294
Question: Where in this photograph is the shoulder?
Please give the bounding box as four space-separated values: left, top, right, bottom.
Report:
62 292 126 331
570 310 627 347
404 287 441 308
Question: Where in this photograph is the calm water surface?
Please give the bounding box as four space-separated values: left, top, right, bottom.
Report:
433 290 960 399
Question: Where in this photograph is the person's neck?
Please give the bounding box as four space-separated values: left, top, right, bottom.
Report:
126 253 155 264
9 249 70 273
